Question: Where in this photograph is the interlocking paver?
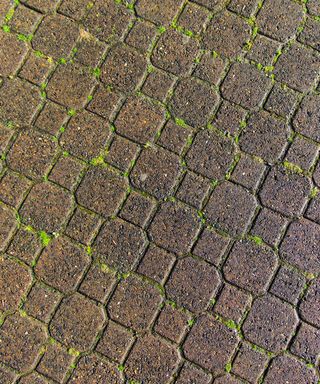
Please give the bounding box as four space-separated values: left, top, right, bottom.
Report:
125 334 180 384
94 218 146 271
243 294 298 353
223 240 278 294
1 3 319 382
183 315 239 374
203 11 251 58
50 293 105 351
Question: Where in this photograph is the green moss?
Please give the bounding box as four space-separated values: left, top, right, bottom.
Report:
68 348 80 356
225 362 232 373
68 108 76 116
2 25 10 33
117 364 125 372
283 160 303 174
175 117 187 127
310 187 319 198
158 25 166 34
187 318 195 327
91 67 101 78
39 231 51 247
87 95 93 101
249 235 263 245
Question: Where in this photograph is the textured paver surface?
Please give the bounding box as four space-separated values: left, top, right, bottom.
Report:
0 0 319 383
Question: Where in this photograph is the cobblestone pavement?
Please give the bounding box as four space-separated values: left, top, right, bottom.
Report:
0 0 320 383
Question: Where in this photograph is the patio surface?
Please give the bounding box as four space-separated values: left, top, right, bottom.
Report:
0 0 320 383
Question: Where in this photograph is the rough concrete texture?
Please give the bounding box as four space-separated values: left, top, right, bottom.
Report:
0 0 319 383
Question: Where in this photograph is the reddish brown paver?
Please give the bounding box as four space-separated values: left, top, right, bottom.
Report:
0 2 319 383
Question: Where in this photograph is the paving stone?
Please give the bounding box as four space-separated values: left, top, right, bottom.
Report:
115 96 165 144
24 282 61 322
299 16 320 52
227 0 258 17
149 201 201 254
231 342 268 383
125 334 180 383
293 94 320 142
270 266 306 305
0 366 16 384
170 77 218 128
135 0 183 25
50 293 105 351
18 373 49 384
281 219 320 274
186 130 234 180
106 135 139 172
243 294 298 352
256 0 303 42
66 207 101 245
299 278 320 328
260 166 311 217
212 100 246 136
0 257 31 311
214 284 251 323
94 218 146 272
76 166 128 217
59 0 93 21
0 204 17 252
178 3 209 34
97 321 133 363
151 30 199 76
37 343 74 383
20 52 53 86
285 136 319 170
108 275 162 331
20 182 72 233
0 171 31 208
193 228 230 266
35 101 68 136
7 128 57 179
155 304 190 343
142 69 175 101
192 0 227 12
291 322 320 364
35 236 90 293
165 256 220 312
9 5 41 34
47 63 96 109
101 43 146 92
205 182 257 236
0 0 12 24
305 193 320 224
183 315 239 373
176 171 211 208
0 125 14 156
0 78 41 126
120 191 156 227
175 363 211 384
223 240 277 294
193 52 226 85
74 33 107 67
214 375 244 384
231 154 266 191
307 0 320 15
0 314 46 371
264 355 317 384
79 264 116 303
157 120 192 155
314 160 320 187
7 228 41 265
0 29 28 76
274 44 320 92
221 63 271 109
125 19 157 52
203 11 251 58
264 84 299 118
23 0 59 13
247 34 280 66
130 146 181 199
87 86 123 120
60 110 110 160
251 208 288 246
137 244 176 284
49 155 85 191
69 354 122 384
32 14 79 59
239 111 289 164
83 0 132 42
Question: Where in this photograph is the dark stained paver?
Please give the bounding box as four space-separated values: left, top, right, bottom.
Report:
0 2 319 383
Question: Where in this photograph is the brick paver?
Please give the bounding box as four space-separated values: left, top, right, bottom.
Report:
0 1 319 383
